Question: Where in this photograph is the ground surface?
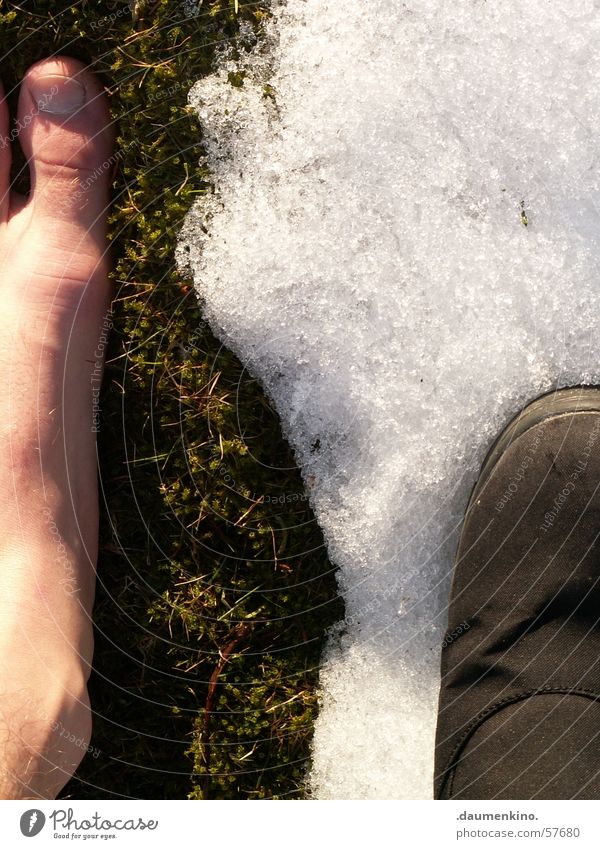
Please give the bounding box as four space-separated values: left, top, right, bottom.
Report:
0 0 342 800
177 0 600 798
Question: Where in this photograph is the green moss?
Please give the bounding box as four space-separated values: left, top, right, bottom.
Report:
0 0 342 799
227 69 246 87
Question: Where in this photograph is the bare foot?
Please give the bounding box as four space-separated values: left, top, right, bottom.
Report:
0 56 113 798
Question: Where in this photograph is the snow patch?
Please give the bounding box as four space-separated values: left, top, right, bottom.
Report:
178 0 600 797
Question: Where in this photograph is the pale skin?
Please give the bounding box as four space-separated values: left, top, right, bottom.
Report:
0 56 113 798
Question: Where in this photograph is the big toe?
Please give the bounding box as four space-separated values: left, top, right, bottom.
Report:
16 56 114 241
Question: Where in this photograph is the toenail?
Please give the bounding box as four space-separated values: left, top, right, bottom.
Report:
30 74 86 116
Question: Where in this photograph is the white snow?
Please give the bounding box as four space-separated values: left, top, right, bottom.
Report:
177 0 600 798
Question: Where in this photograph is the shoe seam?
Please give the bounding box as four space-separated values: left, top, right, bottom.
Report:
437 686 600 799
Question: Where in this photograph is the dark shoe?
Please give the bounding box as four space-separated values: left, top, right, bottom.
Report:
434 387 600 799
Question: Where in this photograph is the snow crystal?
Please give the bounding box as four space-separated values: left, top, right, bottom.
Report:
177 0 600 798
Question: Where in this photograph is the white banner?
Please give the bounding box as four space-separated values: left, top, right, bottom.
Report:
1 800 600 848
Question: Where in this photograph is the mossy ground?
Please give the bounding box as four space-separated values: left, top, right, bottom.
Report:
0 0 343 799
